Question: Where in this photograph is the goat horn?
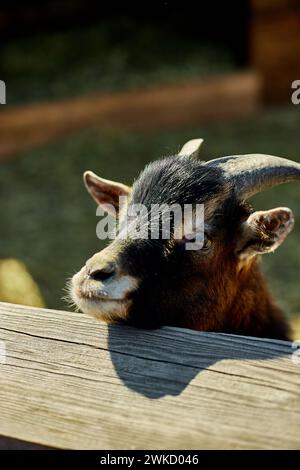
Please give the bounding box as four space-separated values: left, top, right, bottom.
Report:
178 138 204 158
206 154 300 199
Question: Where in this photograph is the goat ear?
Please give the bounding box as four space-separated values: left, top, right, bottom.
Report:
236 207 294 260
178 138 204 158
83 171 131 217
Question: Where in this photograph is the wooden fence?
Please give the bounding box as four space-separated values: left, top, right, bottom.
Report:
0 302 299 449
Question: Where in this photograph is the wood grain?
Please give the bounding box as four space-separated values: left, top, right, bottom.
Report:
0 302 299 450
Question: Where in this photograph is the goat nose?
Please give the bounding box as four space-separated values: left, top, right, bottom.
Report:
87 262 116 282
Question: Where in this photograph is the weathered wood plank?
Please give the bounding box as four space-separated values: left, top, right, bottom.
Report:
0 302 299 450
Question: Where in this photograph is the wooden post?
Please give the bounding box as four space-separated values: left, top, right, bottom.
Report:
250 0 300 102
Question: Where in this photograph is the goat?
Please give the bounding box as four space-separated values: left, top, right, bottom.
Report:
70 139 300 340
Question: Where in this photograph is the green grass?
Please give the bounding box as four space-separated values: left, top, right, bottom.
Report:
1 23 236 105
1 106 300 317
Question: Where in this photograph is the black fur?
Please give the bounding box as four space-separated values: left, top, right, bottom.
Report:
131 156 226 206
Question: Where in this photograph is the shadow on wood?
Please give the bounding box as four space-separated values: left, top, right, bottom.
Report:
107 324 291 399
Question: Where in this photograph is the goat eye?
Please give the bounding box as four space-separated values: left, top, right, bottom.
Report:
203 236 212 250
200 235 212 251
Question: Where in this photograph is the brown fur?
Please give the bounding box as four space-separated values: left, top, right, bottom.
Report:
73 155 293 341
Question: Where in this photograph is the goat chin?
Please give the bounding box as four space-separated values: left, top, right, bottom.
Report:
72 293 130 323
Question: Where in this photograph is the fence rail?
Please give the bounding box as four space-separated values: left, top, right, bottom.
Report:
0 302 299 449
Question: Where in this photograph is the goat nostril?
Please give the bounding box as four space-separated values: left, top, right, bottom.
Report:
89 266 115 282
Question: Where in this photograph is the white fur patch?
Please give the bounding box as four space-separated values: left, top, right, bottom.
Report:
70 269 137 322
73 296 129 322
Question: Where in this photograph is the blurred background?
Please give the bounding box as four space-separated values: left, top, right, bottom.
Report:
1 0 300 335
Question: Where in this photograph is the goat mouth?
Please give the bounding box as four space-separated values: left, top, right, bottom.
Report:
71 287 130 322
70 269 137 322
71 269 138 303
76 287 125 302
